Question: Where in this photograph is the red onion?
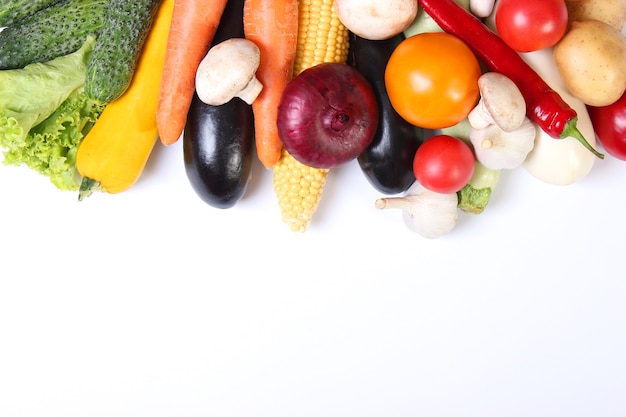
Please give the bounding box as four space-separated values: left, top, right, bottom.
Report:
277 62 379 168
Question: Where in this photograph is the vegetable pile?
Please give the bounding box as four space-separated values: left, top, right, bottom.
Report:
0 0 625 238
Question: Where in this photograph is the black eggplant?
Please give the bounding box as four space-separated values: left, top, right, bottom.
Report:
183 0 254 209
348 32 424 195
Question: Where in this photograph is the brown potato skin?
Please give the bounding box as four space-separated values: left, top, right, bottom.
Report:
565 0 626 31
553 19 626 107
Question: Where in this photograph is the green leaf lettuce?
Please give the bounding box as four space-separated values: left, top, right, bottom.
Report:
0 35 104 191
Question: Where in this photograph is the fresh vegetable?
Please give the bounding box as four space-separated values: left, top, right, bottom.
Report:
195 38 262 106
403 0 470 36
76 0 173 199
0 0 61 27
184 93 254 209
277 62 378 169
272 0 350 233
553 19 626 107
564 0 626 31
334 0 417 41
520 47 596 185
587 91 626 161
469 0 495 18
347 32 424 195
156 0 229 146
183 0 254 209
85 0 162 105
0 0 107 70
384 31 481 130
375 181 459 239
470 117 536 170
243 0 298 169
413 134 475 194
468 72 526 132
457 161 500 215
0 36 103 191
439 117 472 143
418 0 604 159
494 0 568 52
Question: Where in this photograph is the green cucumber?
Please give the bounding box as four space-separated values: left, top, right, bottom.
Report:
85 0 162 105
0 0 62 27
0 0 108 70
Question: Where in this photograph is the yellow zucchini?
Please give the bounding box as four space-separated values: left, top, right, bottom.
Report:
76 0 173 199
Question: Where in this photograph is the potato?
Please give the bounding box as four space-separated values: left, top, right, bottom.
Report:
565 0 626 31
553 19 626 106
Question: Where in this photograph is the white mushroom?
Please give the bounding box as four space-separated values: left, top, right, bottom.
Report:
195 38 263 106
468 72 526 132
469 0 496 18
334 0 418 40
469 117 536 170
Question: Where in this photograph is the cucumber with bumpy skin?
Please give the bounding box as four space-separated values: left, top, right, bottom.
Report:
0 0 108 70
85 0 162 104
0 0 62 27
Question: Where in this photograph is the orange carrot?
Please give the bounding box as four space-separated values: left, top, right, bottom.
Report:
156 0 228 146
243 0 299 168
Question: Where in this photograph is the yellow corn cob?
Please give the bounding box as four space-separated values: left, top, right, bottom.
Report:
272 0 349 233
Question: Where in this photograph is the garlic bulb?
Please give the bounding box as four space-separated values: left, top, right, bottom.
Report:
470 117 536 170
375 181 458 239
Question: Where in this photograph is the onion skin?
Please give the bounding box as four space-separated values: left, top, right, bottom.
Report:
277 62 379 169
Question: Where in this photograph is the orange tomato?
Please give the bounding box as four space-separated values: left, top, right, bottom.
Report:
385 32 481 129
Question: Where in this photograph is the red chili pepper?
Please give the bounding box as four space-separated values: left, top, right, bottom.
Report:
417 0 604 159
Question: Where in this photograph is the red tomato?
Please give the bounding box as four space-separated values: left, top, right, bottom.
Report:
413 135 475 194
495 0 568 52
384 32 481 130
587 92 626 161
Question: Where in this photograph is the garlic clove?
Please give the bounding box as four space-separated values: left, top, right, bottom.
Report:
470 0 496 18
470 117 536 170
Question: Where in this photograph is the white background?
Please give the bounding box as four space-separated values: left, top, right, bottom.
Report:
2 18 626 417
1 129 626 417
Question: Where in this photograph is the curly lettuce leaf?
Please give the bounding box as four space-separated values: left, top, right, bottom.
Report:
0 35 102 191
2 89 104 190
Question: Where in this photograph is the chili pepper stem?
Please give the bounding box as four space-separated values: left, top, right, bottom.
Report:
562 118 604 159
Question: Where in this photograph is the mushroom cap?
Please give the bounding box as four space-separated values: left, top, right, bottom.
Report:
477 72 526 132
195 38 261 106
334 0 418 40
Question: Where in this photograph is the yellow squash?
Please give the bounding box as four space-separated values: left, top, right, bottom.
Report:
76 0 174 199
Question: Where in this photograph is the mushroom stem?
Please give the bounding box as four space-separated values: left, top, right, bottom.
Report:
468 72 527 132
237 76 263 104
468 100 493 130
